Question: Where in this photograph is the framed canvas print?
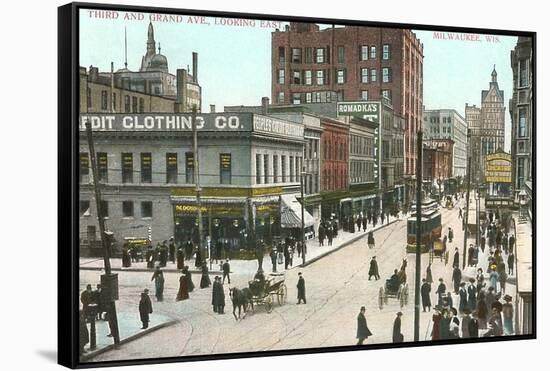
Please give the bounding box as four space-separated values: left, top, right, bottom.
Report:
58 2 536 368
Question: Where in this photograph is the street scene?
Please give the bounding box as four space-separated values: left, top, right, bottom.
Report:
77 8 534 363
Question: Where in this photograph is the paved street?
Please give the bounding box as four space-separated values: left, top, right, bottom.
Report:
79 196 516 363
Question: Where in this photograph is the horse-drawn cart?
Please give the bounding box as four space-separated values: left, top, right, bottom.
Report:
379 260 409 310
248 272 287 313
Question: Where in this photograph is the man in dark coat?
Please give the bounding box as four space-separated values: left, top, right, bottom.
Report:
448 227 454 243
452 247 460 269
184 239 194 261
368 256 380 280
452 267 462 294
284 244 290 270
362 215 367 232
177 247 184 270
168 238 176 264
436 278 446 307
200 263 211 288
194 246 202 268
467 278 477 310
392 312 403 343
79 310 89 355
467 244 475 267
222 259 231 284
297 272 306 304
421 278 432 312
507 252 515 275
356 306 372 345
139 289 153 329
81 284 94 321
183 265 195 292
151 266 165 302
270 249 278 272
458 282 468 314
212 276 225 313
93 284 103 320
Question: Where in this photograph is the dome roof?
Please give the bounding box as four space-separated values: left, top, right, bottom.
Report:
148 54 168 71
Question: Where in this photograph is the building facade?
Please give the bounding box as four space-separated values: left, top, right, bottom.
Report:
510 36 533 201
423 109 467 178
271 23 423 176
466 67 506 184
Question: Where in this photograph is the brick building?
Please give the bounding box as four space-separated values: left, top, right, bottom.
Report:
422 139 454 196
271 22 423 176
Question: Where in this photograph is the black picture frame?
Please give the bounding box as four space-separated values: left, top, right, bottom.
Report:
58 2 536 368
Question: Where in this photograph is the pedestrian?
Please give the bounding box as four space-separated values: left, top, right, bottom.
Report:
255 239 265 271
448 227 454 243
459 207 463 219
138 289 153 329
169 238 176 264
212 276 225 314
436 278 446 307
327 227 334 246
270 248 278 272
489 268 499 291
431 306 442 341
484 305 503 337
200 262 211 289
356 306 373 345
509 234 515 252
368 256 380 280
284 244 290 270
80 284 94 322
469 310 479 338
480 235 486 253
367 231 375 249
448 323 460 339
439 309 451 340
502 294 514 335
222 259 231 284
151 266 165 302
476 291 488 329
476 268 485 292
458 282 468 314
362 215 367 232
452 266 462 294
507 252 514 275
499 270 508 294
426 263 433 284
452 247 460 269
421 278 432 312
183 265 195 292
176 270 190 301
296 272 306 304
93 284 103 320
318 224 325 246
392 312 404 343
79 310 89 355
159 241 168 267
184 239 193 261
467 278 477 311
177 247 184 270
122 244 132 268
443 291 454 310
461 308 472 338
467 244 475 267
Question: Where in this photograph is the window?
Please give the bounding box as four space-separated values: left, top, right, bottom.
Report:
518 108 527 137
361 46 369 61
316 48 325 63
336 90 344 101
383 44 391 60
124 95 130 113
97 152 108 182
381 89 392 103
293 71 301 84
140 153 152 183
122 201 134 218
281 155 287 182
185 152 194 183
289 155 294 182
278 92 285 104
132 96 138 112
139 98 144 112
305 47 313 63
80 200 90 217
79 152 89 183
273 155 279 183
278 47 285 64
305 70 312 85
264 154 269 184
370 46 376 59
519 59 528 87
141 201 153 218
292 48 302 63
100 200 109 218
382 68 392 82
337 46 345 63
292 93 301 104
112 93 116 110
278 69 285 84
370 68 377 82
517 158 525 187
305 92 312 103
166 153 178 184
361 68 369 83
255 154 262 184
336 69 345 84
220 153 232 184
316 70 324 85
101 90 108 110
121 153 133 183
361 90 369 101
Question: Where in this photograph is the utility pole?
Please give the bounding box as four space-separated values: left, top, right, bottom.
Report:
191 105 204 264
414 130 423 342
300 165 306 265
85 122 120 345
463 129 472 271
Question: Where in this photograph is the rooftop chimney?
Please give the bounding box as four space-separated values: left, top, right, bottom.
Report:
192 52 198 83
261 97 269 115
210 104 216 113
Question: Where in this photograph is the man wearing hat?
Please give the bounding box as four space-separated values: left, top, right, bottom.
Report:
461 308 472 338
139 288 153 329
421 278 431 312
368 256 380 280
502 294 514 335
458 282 468 314
356 306 372 345
467 278 477 310
436 278 446 307
296 272 306 304
392 312 403 343
168 237 176 264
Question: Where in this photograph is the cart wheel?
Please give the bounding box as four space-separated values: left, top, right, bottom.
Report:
265 295 273 313
384 290 389 305
378 287 384 310
278 284 287 305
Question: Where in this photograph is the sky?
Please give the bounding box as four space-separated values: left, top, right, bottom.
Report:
79 9 519 150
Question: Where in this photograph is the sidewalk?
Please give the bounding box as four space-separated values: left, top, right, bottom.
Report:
80 311 177 362
79 215 403 277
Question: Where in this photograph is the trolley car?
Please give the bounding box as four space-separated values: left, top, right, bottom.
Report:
406 199 442 254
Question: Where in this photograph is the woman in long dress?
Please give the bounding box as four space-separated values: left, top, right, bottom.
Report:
151 267 165 301
184 266 195 292
176 271 189 301
200 263 211 288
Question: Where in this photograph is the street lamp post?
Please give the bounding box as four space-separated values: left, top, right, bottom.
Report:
475 188 480 248
462 129 472 271
191 105 204 264
300 166 307 265
414 130 423 342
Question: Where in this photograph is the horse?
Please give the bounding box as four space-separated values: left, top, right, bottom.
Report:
229 287 253 320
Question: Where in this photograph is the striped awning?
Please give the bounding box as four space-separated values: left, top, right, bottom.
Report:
280 194 314 229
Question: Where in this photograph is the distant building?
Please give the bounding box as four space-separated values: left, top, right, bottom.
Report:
422 139 454 181
510 36 533 204
466 67 506 184
271 23 423 177
423 109 467 178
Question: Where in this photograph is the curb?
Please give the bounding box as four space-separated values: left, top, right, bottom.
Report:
80 319 179 362
300 218 401 268
79 266 223 274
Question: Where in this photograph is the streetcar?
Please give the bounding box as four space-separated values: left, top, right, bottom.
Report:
406 199 442 254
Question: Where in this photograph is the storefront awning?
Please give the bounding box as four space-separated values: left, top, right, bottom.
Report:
280 194 315 229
